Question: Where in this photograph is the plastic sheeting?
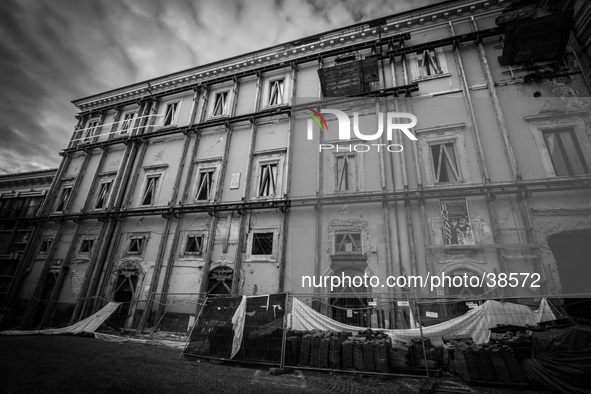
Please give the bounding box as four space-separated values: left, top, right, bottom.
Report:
231 295 247 359
0 302 121 336
291 298 556 344
522 325 591 394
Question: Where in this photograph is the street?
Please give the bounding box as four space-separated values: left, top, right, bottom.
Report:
0 335 541 393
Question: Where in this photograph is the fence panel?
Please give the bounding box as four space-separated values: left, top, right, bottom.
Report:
183 293 287 365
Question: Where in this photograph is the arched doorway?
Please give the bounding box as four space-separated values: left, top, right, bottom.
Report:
548 230 591 319
207 267 233 295
109 262 142 329
329 268 371 327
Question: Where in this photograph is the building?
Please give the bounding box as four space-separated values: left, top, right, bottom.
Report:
0 169 56 326
9 0 591 331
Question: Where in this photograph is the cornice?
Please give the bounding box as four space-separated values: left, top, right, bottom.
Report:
73 0 509 113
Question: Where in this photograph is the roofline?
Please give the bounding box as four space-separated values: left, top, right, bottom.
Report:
71 0 468 105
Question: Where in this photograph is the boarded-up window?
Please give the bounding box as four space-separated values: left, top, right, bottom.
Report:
318 58 379 97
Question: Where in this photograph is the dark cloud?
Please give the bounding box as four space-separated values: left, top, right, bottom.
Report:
0 0 435 174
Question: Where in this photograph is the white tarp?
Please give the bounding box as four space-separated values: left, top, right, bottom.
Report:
0 302 121 336
230 295 247 359
291 298 556 344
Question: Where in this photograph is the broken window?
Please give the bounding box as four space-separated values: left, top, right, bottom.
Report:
163 102 179 126
39 238 53 254
83 120 99 143
140 175 160 206
185 235 203 255
128 237 145 254
251 232 274 255
418 50 442 77
55 186 72 212
79 239 94 254
335 233 362 254
268 79 285 106
336 154 357 192
258 162 278 197
196 169 215 201
543 129 589 176
120 112 136 134
430 142 460 183
212 91 228 116
94 181 112 209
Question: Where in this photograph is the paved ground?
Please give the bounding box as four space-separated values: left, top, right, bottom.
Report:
0 335 545 393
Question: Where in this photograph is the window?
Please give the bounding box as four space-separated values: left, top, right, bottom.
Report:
163 102 179 126
184 235 203 255
409 48 448 81
258 162 278 197
83 120 99 143
335 233 362 254
418 50 442 77
335 154 357 192
39 238 53 254
430 142 461 183
55 186 72 212
212 91 228 116
120 112 136 134
417 125 470 186
196 169 215 201
128 237 145 254
251 232 274 255
208 267 233 295
542 129 589 176
94 180 112 209
267 79 285 106
140 175 160 206
79 239 94 254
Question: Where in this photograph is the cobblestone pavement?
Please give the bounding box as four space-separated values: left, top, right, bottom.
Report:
0 336 543 394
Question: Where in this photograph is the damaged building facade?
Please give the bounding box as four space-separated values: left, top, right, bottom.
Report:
4 0 591 330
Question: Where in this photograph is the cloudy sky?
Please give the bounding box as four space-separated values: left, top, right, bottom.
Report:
0 0 438 175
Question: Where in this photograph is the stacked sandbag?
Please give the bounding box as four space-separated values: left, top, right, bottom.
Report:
450 339 528 384
329 335 343 369
390 344 410 370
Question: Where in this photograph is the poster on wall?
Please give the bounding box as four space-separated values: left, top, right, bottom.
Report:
440 198 474 245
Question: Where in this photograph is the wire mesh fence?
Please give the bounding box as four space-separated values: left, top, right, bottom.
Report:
183 293 287 365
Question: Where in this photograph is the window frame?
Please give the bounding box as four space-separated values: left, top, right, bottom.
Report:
183 234 205 256
55 185 73 213
408 48 449 81
78 238 95 255
542 128 589 176
138 172 163 207
193 160 221 203
417 125 470 187
82 118 100 143
126 235 146 255
211 90 230 117
246 227 279 262
252 151 285 200
526 113 591 178
120 111 137 134
94 179 114 210
334 232 363 255
334 152 359 193
162 101 180 127
39 237 53 255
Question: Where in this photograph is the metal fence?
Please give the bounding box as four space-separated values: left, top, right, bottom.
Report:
95 292 590 388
